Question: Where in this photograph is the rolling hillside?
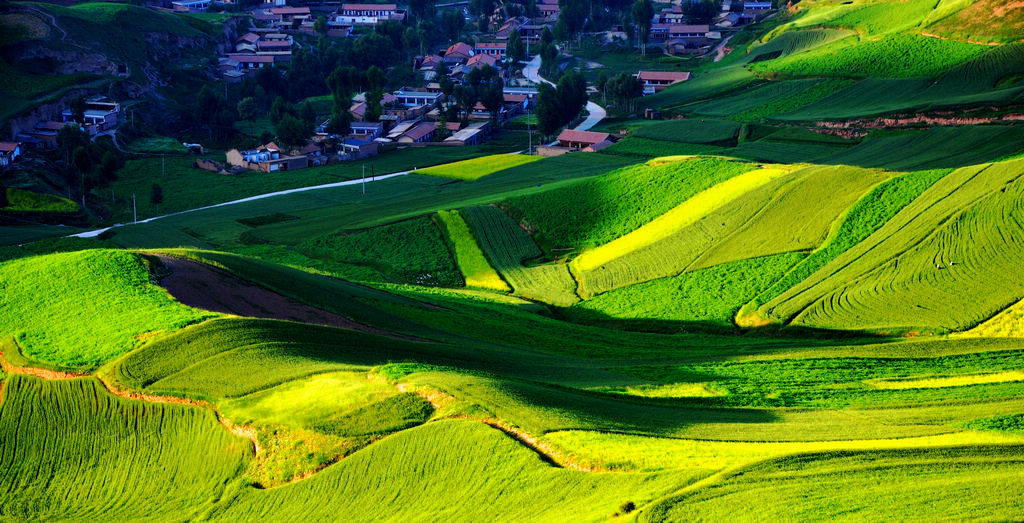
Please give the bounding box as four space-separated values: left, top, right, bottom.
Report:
4 0 1024 520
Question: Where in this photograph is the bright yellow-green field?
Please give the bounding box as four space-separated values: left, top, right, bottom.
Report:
572 166 792 271
959 298 1024 338
417 154 540 181
544 430 1024 472
436 210 510 291
594 382 725 398
866 371 1024 390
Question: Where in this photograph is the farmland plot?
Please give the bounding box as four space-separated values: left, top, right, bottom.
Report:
761 158 1024 332
436 210 510 292
461 205 579 306
0 375 250 521
417 154 541 181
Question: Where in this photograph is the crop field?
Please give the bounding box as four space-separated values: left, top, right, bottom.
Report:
461 205 579 306
631 119 743 144
507 156 759 254
436 210 510 292
0 249 212 368
761 158 1024 333
2 188 79 213
0 375 251 521
572 164 889 296
748 168 949 311
297 217 462 286
568 253 805 328
417 154 541 181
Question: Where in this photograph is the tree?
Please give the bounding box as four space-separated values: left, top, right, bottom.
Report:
541 25 554 45
269 96 289 125
440 9 465 41
100 151 120 183
150 183 164 205
596 71 609 104
553 17 570 43
402 26 420 55
535 83 563 137
556 71 587 124
683 0 717 24
299 100 317 128
507 30 526 68
606 72 643 111
314 15 327 36
453 84 477 121
69 95 86 125
409 0 436 20
236 97 257 122
477 64 504 124
276 113 311 146
290 17 302 30
631 0 654 54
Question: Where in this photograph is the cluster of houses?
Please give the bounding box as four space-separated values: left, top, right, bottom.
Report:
221 31 294 81
643 0 775 55
11 97 120 150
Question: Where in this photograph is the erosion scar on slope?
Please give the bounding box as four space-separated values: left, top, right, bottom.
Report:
156 255 420 340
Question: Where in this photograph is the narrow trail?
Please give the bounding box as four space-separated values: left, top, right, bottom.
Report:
714 34 735 62
397 382 601 472
0 349 261 454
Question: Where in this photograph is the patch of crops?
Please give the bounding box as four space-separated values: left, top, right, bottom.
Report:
112 318 439 399
213 420 689 521
632 119 743 144
546 429 1017 474
0 249 212 368
313 393 433 437
927 0 1024 44
0 375 250 521
962 413 1024 435
688 79 824 118
641 445 1024 522
762 158 1024 333
2 188 79 213
601 137 726 158
507 157 759 255
299 217 463 286
572 166 789 273
569 253 804 328
461 205 579 306
436 210 510 291
750 169 949 311
752 34 988 80
236 213 300 227
961 297 1024 338
417 154 541 181
829 125 1024 171
575 165 889 296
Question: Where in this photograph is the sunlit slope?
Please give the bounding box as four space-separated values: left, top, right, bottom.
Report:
0 250 212 368
760 158 1024 333
0 375 251 521
640 445 1024 522
213 419 688 522
573 164 889 296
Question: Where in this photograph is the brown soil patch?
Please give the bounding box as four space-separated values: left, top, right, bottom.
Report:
156 255 397 336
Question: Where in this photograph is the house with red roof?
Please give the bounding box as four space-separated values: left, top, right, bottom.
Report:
396 122 436 143
635 71 691 95
557 129 613 150
0 142 22 167
444 42 474 64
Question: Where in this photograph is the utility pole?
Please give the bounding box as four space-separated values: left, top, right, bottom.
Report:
527 104 533 155
162 154 165 177
361 163 366 194
132 193 137 224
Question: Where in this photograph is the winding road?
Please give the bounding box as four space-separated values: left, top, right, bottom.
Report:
523 55 607 132
71 170 411 238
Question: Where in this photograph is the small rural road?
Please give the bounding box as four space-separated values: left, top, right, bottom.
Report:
70 170 411 238
523 55 607 132
713 34 735 62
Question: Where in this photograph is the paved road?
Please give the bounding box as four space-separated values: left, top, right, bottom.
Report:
523 55 607 132
70 171 411 238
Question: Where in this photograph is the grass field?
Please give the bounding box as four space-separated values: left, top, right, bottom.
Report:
417 154 541 181
462 205 579 306
2 188 79 213
0 375 251 521
436 210 510 292
0 249 212 368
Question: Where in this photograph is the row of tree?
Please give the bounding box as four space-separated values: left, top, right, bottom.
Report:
535 71 588 137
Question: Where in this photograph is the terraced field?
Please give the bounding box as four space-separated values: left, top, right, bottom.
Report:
462 205 579 306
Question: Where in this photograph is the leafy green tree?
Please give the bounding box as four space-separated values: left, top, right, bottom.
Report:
150 183 164 205
314 15 327 36
69 95 86 125
535 82 563 137
100 151 120 183
507 30 526 68
631 0 654 54
276 114 311 146
270 96 289 125
684 0 718 24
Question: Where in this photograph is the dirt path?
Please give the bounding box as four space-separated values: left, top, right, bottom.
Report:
714 34 735 62
156 255 419 340
0 349 261 453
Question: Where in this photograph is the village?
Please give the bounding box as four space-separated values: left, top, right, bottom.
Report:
1 0 778 176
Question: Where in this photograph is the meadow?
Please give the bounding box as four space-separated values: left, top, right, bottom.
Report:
417 154 541 181
436 210 510 291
